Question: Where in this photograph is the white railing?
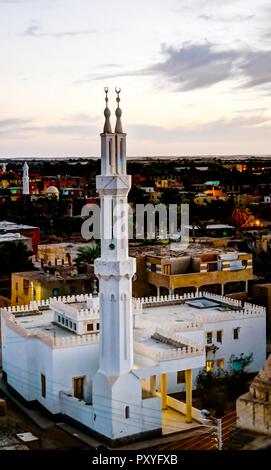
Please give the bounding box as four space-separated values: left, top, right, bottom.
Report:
135 291 265 317
134 339 204 362
155 327 204 352
5 293 95 313
52 301 99 321
54 333 99 348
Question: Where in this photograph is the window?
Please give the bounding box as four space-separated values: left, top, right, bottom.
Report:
206 360 214 372
177 371 185 384
61 317 64 324
57 315 60 322
69 321 72 328
65 319 68 326
96 322 100 330
216 359 224 369
33 289 36 300
73 323 77 331
216 330 222 343
23 279 29 295
233 328 239 340
15 282 18 291
207 332 212 344
87 323 94 332
151 264 156 272
41 374 46 398
125 406 130 419
73 376 85 399
53 288 59 297
109 139 112 166
164 264 171 275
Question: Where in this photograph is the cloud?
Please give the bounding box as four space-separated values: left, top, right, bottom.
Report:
31 124 95 136
0 118 31 128
198 14 255 22
0 116 96 140
144 44 240 91
24 24 96 38
240 50 271 88
128 114 271 145
87 43 271 93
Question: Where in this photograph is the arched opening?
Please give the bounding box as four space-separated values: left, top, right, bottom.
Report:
199 284 222 295
120 139 124 173
125 406 130 419
224 281 246 295
174 286 196 296
160 287 169 297
65 252 71 266
148 283 157 296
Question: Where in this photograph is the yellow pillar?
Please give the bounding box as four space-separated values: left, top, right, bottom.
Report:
160 373 167 410
185 369 192 423
150 375 156 395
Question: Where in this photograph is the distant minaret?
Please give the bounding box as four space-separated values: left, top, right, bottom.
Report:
22 161 30 195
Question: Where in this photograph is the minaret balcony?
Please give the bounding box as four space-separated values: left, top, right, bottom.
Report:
94 258 136 278
96 175 131 195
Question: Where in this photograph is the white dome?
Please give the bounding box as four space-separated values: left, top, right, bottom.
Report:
46 186 59 194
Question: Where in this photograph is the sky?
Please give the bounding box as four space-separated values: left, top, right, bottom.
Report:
0 0 271 157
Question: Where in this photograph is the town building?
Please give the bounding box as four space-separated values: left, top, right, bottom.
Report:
36 242 95 267
11 268 94 305
252 283 271 351
237 354 271 435
0 232 32 252
133 245 253 298
0 221 40 254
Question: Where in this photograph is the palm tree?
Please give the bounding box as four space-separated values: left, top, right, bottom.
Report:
75 244 100 272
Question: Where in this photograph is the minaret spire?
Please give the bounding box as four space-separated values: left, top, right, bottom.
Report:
103 87 112 134
115 87 123 134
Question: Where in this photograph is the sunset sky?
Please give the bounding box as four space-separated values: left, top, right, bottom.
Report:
0 0 271 157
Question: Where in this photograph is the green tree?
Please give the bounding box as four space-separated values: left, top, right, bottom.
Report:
74 244 100 272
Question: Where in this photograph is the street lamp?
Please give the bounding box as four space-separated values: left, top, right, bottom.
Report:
200 409 223 450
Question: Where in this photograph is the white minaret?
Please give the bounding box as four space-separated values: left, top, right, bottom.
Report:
22 161 30 195
92 89 149 441
94 88 135 375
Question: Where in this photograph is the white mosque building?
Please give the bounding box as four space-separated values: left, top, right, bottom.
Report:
1 90 266 445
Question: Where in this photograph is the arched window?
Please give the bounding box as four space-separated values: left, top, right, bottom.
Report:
109 139 112 166
120 139 124 165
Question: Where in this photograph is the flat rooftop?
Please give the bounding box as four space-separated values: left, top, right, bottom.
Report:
18 310 73 338
129 242 243 258
140 298 240 325
12 294 254 345
12 270 90 281
0 233 30 242
0 220 39 231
